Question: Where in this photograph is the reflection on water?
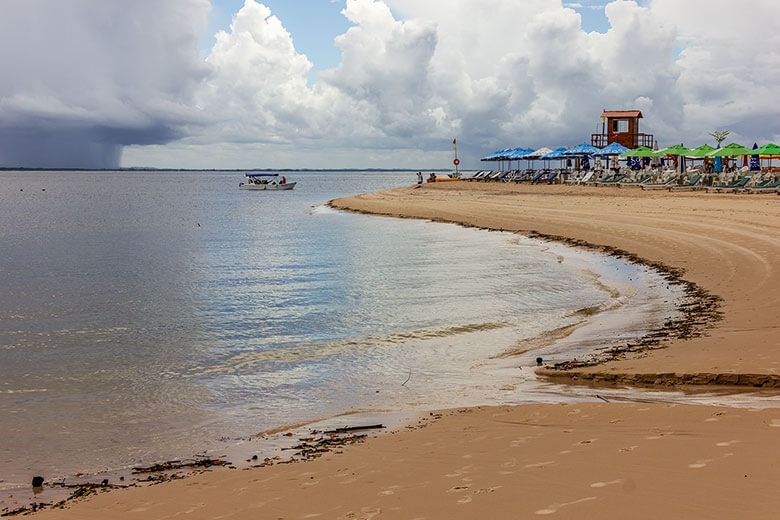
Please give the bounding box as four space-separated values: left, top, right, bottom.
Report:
0 170 670 489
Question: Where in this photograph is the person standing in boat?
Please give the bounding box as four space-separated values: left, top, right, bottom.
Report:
281 176 286 184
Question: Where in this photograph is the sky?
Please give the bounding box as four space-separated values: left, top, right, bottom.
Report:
1 0 778 170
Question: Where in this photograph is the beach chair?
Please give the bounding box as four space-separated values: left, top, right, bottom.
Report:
705 176 751 192
640 176 678 190
532 170 558 184
667 174 703 191
528 171 546 183
513 170 534 182
584 173 615 186
741 179 780 193
595 173 626 186
617 175 651 188
564 171 583 184
576 170 595 184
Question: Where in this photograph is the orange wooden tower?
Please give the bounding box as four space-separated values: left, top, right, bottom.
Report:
591 110 654 149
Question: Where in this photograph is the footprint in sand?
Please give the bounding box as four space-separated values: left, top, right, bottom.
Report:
688 459 712 469
444 464 474 477
770 419 780 428
524 461 556 469
535 496 597 515
475 486 502 494
590 479 622 488
447 485 470 492
716 440 740 447
378 485 401 496
341 507 382 520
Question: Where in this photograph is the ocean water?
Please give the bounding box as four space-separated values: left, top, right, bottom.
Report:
0 170 677 491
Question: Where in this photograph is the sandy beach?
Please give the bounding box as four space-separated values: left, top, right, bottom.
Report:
29 183 780 518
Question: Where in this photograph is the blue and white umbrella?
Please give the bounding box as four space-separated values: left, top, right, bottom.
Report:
598 142 631 155
541 147 569 159
480 148 514 161
563 143 602 155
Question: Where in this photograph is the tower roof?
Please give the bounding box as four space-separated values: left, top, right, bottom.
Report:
602 110 642 118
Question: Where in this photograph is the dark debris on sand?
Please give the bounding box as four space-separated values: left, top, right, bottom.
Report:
522 231 724 371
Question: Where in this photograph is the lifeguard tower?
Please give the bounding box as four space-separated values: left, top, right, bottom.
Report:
591 110 654 149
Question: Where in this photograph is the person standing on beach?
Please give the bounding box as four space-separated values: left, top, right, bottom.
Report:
417 172 423 184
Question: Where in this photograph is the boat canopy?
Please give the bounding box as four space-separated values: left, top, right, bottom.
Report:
245 173 280 177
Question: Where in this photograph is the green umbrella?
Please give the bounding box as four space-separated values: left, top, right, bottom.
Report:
620 146 654 157
753 143 780 156
752 143 780 172
654 144 693 157
687 144 716 157
707 142 753 157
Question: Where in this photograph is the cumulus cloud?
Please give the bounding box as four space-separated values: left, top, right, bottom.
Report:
2 0 780 168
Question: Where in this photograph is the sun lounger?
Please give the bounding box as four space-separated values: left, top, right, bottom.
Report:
528 171 546 183
667 174 703 191
576 171 595 184
595 173 627 186
617 175 651 187
640 176 677 190
513 170 535 182
583 173 616 186
532 170 558 184
741 179 780 193
705 176 751 192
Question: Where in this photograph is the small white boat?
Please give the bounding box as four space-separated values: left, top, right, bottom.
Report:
239 173 296 190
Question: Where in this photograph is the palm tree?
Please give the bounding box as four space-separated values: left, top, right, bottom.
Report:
710 130 730 148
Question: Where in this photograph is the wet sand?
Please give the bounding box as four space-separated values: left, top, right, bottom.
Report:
30 182 780 518
332 183 780 386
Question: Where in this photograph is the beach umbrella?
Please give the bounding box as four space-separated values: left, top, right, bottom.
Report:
521 147 553 170
653 144 693 157
654 145 692 173
707 142 753 157
563 143 601 155
687 144 716 157
749 143 761 171
753 143 780 156
620 146 654 157
540 147 569 159
752 143 780 172
506 147 535 169
523 147 553 159
599 142 631 155
541 147 570 170
480 148 511 161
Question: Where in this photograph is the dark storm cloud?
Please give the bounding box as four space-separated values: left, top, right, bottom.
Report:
0 0 210 168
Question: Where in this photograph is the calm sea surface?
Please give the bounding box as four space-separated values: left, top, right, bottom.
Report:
0 170 673 488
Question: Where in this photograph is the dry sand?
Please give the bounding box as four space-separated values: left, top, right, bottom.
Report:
31 182 780 519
